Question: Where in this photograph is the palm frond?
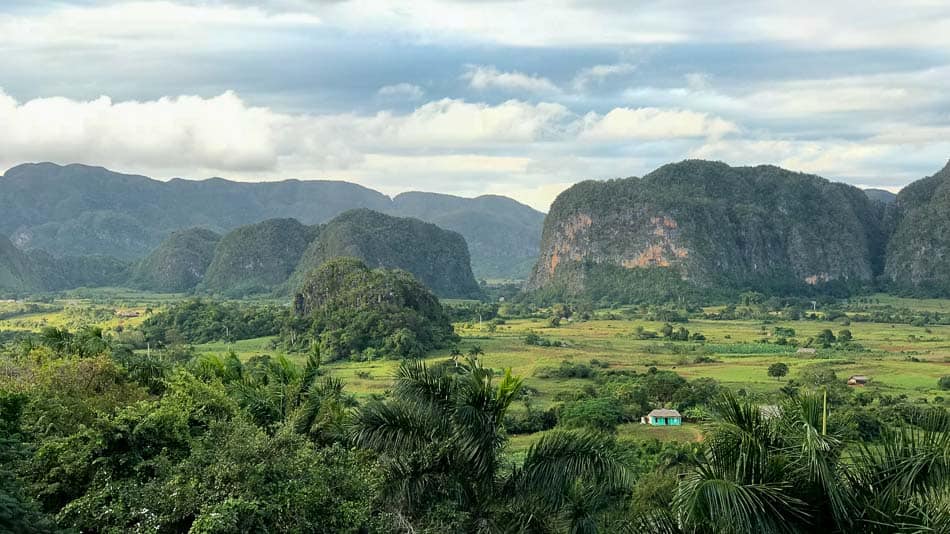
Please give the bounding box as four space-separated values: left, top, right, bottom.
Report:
518 430 631 508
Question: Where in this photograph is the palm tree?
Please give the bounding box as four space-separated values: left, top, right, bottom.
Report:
351 357 630 532
194 352 351 444
659 391 950 534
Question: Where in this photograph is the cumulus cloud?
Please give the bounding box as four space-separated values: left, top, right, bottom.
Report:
0 89 745 209
462 65 560 94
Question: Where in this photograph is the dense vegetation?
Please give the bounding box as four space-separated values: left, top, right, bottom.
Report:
201 218 318 297
529 160 886 303
139 299 285 345
292 258 458 360
1 297 947 533
129 228 221 292
290 209 482 299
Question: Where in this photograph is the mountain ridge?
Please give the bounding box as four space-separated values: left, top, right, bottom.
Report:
0 162 543 279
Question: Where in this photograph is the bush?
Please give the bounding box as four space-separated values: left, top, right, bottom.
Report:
559 397 625 432
534 361 597 379
939 376 950 390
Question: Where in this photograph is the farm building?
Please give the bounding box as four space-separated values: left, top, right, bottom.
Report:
797 347 817 355
847 375 870 386
643 409 682 426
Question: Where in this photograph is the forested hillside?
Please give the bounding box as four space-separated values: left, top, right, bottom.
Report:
529 160 886 303
290 209 482 299
0 163 544 280
201 219 318 297
389 192 544 279
129 228 221 292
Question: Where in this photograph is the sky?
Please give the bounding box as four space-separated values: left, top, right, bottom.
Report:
1 1 949 211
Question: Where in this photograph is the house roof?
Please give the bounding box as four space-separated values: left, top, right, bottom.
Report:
848 375 869 381
648 409 681 417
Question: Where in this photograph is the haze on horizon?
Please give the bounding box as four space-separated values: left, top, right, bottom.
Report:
2 0 949 210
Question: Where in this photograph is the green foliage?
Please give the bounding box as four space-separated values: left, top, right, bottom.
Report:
560 396 625 431
939 376 950 390
140 299 285 345
293 258 457 360
351 357 631 531
767 362 789 379
659 391 950 533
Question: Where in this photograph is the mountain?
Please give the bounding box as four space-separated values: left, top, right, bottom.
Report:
0 163 544 279
528 160 885 302
0 235 41 293
884 161 950 296
0 163 390 259
0 235 130 294
201 219 318 297
864 188 897 205
129 228 221 292
293 257 457 359
290 209 482 299
388 192 544 280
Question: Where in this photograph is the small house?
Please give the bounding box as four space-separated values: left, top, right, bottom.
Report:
645 409 682 426
797 347 817 355
847 375 869 386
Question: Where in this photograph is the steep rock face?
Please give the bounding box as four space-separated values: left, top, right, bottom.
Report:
289 209 482 299
884 161 950 296
201 219 318 297
389 192 544 280
129 228 221 292
529 160 884 300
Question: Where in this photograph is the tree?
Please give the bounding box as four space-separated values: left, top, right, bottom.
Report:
351 358 630 532
939 376 950 390
768 362 789 380
837 329 853 343
817 329 837 347
633 391 950 533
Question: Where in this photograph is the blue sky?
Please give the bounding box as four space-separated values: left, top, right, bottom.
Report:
1 0 949 210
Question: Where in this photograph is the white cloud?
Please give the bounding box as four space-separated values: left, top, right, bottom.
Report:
0 1 321 53
572 63 637 91
580 108 738 141
462 65 560 94
0 89 751 209
311 0 950 49
377 83 425 100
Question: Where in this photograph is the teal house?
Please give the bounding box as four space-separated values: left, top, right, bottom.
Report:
646 409 682 426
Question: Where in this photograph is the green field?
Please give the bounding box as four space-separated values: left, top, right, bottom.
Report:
5 292 950 449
